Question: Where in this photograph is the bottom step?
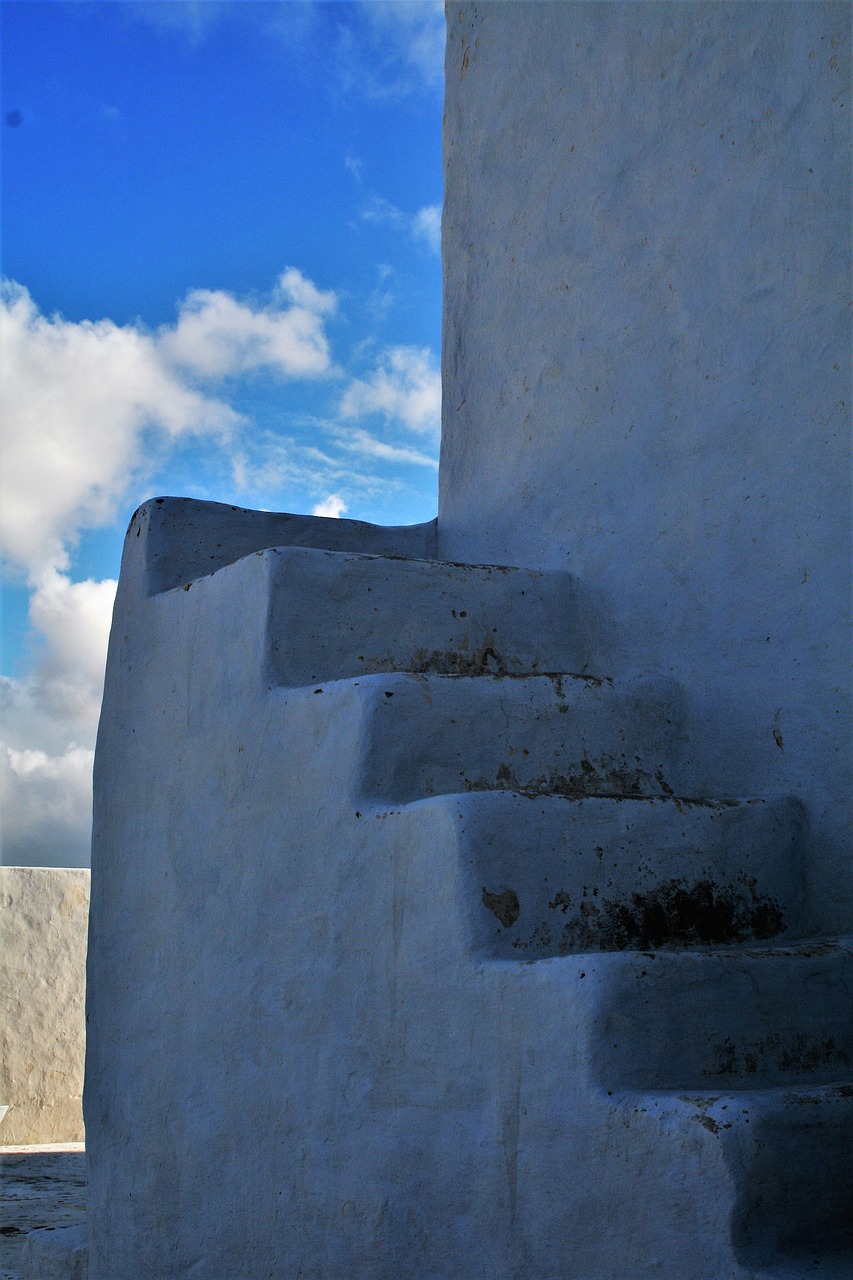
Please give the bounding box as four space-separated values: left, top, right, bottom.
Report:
728 1083 853 1269
615 1084 853 1275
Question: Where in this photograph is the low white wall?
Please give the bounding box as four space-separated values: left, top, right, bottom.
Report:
0 867 89 1145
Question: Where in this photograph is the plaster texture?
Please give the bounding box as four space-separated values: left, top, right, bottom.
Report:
86 499 851 1278
440 1 852 930
0 869 89 1145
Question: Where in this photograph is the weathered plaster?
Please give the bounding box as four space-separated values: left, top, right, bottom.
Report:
0 868 89 1145
86 500 850 1277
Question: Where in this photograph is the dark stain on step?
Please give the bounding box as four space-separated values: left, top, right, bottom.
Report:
554 878 786 951
482 887 520 928
410 643 509 676
474 754 661 799
709 1034 849 1079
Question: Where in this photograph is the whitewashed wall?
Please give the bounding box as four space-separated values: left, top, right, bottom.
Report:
0 867 89 1145
440 1 851 928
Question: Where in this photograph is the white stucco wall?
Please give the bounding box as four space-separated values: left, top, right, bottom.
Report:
440 2 851 927
87 498 853 1279
0 867 89 1145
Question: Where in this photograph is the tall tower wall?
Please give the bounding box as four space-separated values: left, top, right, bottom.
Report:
439 2 851 925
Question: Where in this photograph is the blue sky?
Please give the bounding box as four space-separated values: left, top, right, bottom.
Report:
1 0 444 865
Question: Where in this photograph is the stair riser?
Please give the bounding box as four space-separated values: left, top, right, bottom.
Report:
358 673 689 803
727 1089 853 1264
593 945 853 1089
436 792 807 956
608 1089 853 1275
265 547 588 686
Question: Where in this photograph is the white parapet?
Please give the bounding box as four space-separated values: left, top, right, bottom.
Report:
0 867 89 1145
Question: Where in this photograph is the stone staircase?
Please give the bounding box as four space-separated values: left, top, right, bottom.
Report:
595 941 853 1276
89 500 851 1280
313 549 848 1278
249 536 851 1277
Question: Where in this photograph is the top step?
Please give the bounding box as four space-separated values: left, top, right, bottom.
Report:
264 545 590 687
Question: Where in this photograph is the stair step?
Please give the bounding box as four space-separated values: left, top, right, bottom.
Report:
593 939 853 1090
609 1085 853 1275
727 1084 853 1268
357 671 689 803
264 547 588 686
407 791 806 955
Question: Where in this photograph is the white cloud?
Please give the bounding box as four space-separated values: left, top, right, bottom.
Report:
365 264 396 325
0 281 239 578
361 197 441 256
0 271 438 866
330 426 438 470
361 195 409 236
126 2 444 100
1 742 95 867
359 0 445 95
27 570 117 729
312 494 348 519
126 1 230 44
0 570 116 866
0 272 338 580
0 268 340 865
275 268 338 317
230 429 343 502
339 345 441 439
160 269 338 380
412 204 441 255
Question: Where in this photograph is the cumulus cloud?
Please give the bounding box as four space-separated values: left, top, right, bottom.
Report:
27 570 117 729
312 494 348 519
0 272 337 579
160 271 337 380
276 267 337 316
1 570 116 866
339 345 441 439
1 270 438 866
1 742 95 867
0 281 237 577
0 268 341 865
